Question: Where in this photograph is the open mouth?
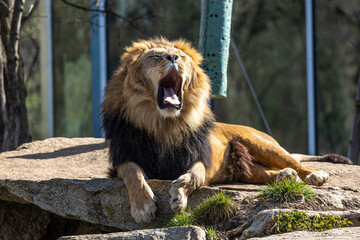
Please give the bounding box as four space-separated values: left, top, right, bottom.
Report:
157 68 182 110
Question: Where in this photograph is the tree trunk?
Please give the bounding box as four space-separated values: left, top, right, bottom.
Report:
347 74 360 164
0 0 31 152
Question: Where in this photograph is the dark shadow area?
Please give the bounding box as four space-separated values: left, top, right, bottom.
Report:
9 142 108 160
0 200 120 240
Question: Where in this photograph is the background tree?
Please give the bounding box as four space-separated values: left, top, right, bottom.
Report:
348 75 360 164
0 0 31 152
345 3 360 164
1 0 358 159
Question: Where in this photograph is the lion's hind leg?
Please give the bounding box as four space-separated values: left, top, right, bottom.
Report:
227 138 283 184
117 162 157 224
250 143 328 186
257 151 329 186
169 162 206 212
236 162 299 184
227 137 328 186
237 165 303 184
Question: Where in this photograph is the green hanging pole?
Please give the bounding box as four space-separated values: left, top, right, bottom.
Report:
199 0 233 98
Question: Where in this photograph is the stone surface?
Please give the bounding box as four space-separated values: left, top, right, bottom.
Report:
0 138 250 231
0 138 108 181
241 209 360 239
1 138 360 239
59 226 206 240
248 227 360 239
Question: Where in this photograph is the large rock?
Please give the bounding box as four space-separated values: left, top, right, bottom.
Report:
0 138 252 231
242 209 360 239
59 226 206 240
0 138 166 230
248 227 360 239
1 138 360 238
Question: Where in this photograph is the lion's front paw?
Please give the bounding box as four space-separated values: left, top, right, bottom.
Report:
305 170 329 186
277 168 301 182
169 173 191 212
129 183 157 224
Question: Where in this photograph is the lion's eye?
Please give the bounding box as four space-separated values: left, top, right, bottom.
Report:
148 55 163 63
150 55 162 59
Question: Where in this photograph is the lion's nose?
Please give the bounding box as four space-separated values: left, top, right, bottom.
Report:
165 54 179 64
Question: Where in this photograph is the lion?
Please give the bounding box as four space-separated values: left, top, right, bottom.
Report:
102 37 352 224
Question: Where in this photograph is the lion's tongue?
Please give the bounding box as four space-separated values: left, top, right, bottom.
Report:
163 88 180 105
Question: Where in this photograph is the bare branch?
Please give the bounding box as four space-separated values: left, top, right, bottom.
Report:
355 0 360 23
25 34 39 83
6 0 25 148
22 0 39 25
0 1 9 13
347 73 360 164
61 0 150 36
0 0 10 49
336 5 360 46
0 39 9 152
338 18 358 47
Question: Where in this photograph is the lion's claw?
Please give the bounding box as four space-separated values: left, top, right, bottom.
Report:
171 197 179 202
169 190 187 212
305 170 329 186
131 197 156 224
129 182 157 224
277 168 301 182
169 173 191 212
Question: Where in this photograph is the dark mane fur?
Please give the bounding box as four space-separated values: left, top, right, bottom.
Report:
225 136 254 182
103 113 214 180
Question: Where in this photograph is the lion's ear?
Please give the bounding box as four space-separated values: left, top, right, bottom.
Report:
121 41 149 66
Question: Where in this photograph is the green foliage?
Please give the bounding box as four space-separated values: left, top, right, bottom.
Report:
258 178 317 202
274 211 310 233
310 214 353 232
206 226 217 240
192 192 236 225
166 192 236 228
21 0 357 156
25 77 42 139
213 1 357 156
62 54 92 137
166 212 219 239
166 210 194 227
272 211 353 234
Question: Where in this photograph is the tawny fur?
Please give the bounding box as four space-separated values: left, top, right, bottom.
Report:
102 37 352 224
102 37 214 147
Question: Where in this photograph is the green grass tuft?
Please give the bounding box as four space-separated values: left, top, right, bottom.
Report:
193 192 236 225
258 177 317 202
166 210 194 227
206 226 217 239
272 211 353 233
166 192 236 229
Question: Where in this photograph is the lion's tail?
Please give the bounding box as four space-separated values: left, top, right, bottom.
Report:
291 153 353 165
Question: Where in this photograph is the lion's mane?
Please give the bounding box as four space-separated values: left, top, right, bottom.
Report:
102 38 215 180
